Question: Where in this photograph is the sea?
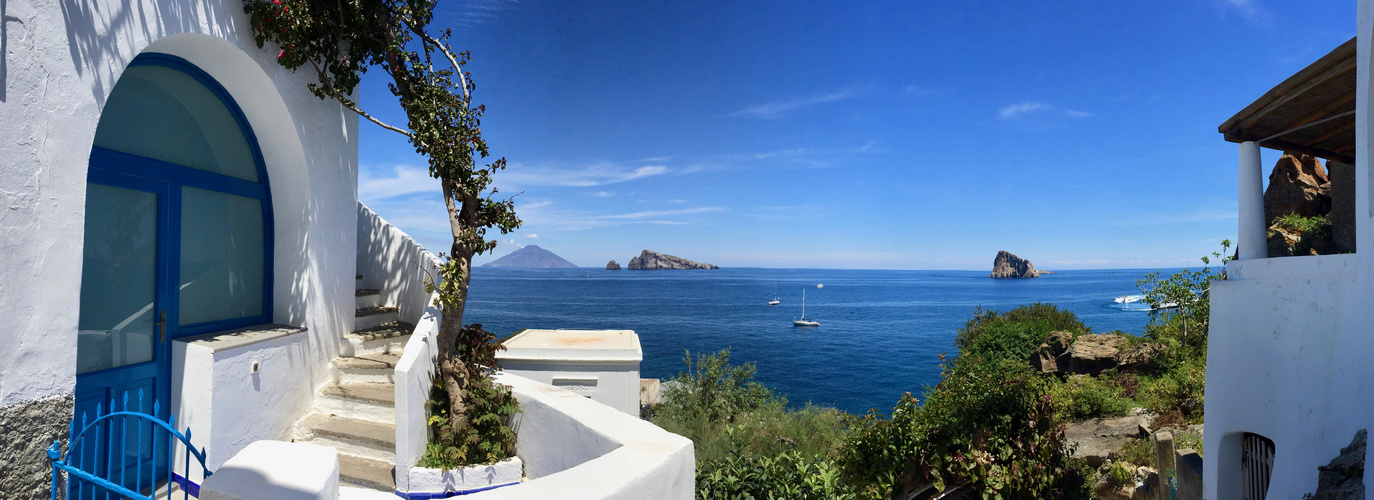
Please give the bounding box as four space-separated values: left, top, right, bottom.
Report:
463 267 1173 416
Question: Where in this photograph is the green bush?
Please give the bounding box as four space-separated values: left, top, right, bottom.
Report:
651 349 848 464
840 356 1093 499
419 324 519 469
1053 375 1133 421
955 303 1090 363
697 445 862 499
1139 355 1205 422
1108 461 1134 486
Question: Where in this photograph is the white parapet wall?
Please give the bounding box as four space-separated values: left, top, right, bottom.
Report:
496 330 643 416
357 203 442 325
171 325 316 485
392 294 442 493
200 441 340 500
467 372 695 500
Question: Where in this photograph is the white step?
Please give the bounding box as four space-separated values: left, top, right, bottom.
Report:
354 307 400 331
355 289 384 309
330 354 400 385
293 414 396 464
314 382 395 424
341 322 412 357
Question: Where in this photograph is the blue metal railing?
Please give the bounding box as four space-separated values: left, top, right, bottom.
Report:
47 390 211 500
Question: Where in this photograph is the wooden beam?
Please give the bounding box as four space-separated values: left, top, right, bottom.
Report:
1278 93 1356 133
1232 56 1355 132
1303 119 1356 147
1219 37 1357 134
1254 137 1355 165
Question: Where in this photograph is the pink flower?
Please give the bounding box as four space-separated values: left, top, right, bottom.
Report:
278 49 285 59
272 0 280 4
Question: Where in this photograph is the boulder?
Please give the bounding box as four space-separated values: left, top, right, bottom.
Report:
990 250 1039 278
1030 331 1074 374
1310 429 1366 500
1065 414 1152 467
1115 343 1164 372
626 250 718 270
606 260 621 270
1264 153 1330 227
1067 334 1127 376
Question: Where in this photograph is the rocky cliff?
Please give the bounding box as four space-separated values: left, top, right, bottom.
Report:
627 250 718 270
606 260 621 270
990 250 1039 278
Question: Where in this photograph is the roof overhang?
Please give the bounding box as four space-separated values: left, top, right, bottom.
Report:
1219 37 1357 165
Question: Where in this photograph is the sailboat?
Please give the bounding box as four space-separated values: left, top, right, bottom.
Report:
792 288 819 327
768 296 780 306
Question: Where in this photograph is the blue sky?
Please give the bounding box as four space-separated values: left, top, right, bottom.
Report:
356 0 1354 270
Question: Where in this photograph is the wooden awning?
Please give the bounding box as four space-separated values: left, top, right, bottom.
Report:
1219 37 1357 165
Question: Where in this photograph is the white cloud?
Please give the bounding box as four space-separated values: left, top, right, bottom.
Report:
1065 110 1093 118
730 86 867 119
359 164 437 202
449 0 520 28
998 102 1051 119
1218 0 1270 27
591 191 613 197
516 201 726 231
526 233 540 239
498 163 669 189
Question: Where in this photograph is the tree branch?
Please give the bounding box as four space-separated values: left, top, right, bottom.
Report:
307 59 414 139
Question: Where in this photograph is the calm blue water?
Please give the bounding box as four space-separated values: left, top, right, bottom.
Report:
464 267 1169 415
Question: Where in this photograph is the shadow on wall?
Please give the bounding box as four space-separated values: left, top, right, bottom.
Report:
59 0 245 105
1 0 22 102
357 203 440 326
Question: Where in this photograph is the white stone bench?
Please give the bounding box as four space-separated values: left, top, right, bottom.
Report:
200 440 340 500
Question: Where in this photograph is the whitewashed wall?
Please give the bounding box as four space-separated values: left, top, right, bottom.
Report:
357 203 441 325
0 0 357 481
1205 3 1374 498
392 295 441 492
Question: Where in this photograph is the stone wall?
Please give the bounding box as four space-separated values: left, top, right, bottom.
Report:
0 394 73 499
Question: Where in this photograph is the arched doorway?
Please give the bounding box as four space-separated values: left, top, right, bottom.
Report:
74 52 273 484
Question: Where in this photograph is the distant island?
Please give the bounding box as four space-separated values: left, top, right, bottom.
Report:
482 245 577 268
990 250 1039 278
627 250 718 270
606 260 621 270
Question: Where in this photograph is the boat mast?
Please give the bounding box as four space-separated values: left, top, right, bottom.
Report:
802 288 806 318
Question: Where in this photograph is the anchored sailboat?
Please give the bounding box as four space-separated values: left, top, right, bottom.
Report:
792 288 819 327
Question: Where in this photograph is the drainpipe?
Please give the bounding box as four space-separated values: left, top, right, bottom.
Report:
1238 141 1266 260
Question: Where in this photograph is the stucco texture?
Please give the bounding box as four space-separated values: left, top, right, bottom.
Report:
0 394 73 499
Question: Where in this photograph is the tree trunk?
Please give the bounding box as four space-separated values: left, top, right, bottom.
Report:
435 247 473 435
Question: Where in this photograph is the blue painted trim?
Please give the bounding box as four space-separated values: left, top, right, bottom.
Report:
394 482 521 499
172 471 202 498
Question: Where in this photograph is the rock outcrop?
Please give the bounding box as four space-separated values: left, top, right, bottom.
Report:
1030 332 1161 376
606 260 621 270
1265 153 1330 226
1065 414 1156 467
990 250 1039 278
1310 429 1366 500
626 250 718 270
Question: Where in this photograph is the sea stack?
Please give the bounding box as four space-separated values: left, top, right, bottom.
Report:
626 250 718 270
606 260 621 270
990 250 1040 278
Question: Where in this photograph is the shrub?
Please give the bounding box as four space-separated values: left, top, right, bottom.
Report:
840 356 1093 499
955 303 1090 362
1108 461 1134 486
652 349 848 463
1053 375 1133 421
697 446 861 499
419 324 519 469
1139 356 1205 423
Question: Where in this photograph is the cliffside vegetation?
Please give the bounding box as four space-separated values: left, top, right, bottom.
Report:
653 246 1225 499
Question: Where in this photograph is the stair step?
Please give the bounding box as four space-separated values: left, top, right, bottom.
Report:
332 353 401 370
347 322 413 341
355 289 384 309
338 454 395 491
342 322 412 357
298 414 396 449
354 307 400 332
321 382 395 406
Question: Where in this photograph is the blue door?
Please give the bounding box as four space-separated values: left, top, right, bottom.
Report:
74 53 274 497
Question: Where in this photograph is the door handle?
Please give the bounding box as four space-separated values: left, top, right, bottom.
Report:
156 310 166 342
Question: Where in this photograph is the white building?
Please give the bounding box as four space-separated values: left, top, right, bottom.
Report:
0 1 692 498
1207 2 1374 498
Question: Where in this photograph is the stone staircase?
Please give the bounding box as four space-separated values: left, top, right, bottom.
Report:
291 274 413 491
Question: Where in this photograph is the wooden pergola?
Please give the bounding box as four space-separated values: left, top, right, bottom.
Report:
1219 37 1357 165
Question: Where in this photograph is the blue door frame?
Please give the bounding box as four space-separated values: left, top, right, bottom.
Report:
75 52 275 491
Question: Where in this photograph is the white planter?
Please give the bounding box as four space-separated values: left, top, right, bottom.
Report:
402 456 523 498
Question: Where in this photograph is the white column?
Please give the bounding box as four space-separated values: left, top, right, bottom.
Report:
1238 141 1266 260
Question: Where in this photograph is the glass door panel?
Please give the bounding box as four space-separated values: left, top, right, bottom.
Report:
77 184 159 374
179 186 265 326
